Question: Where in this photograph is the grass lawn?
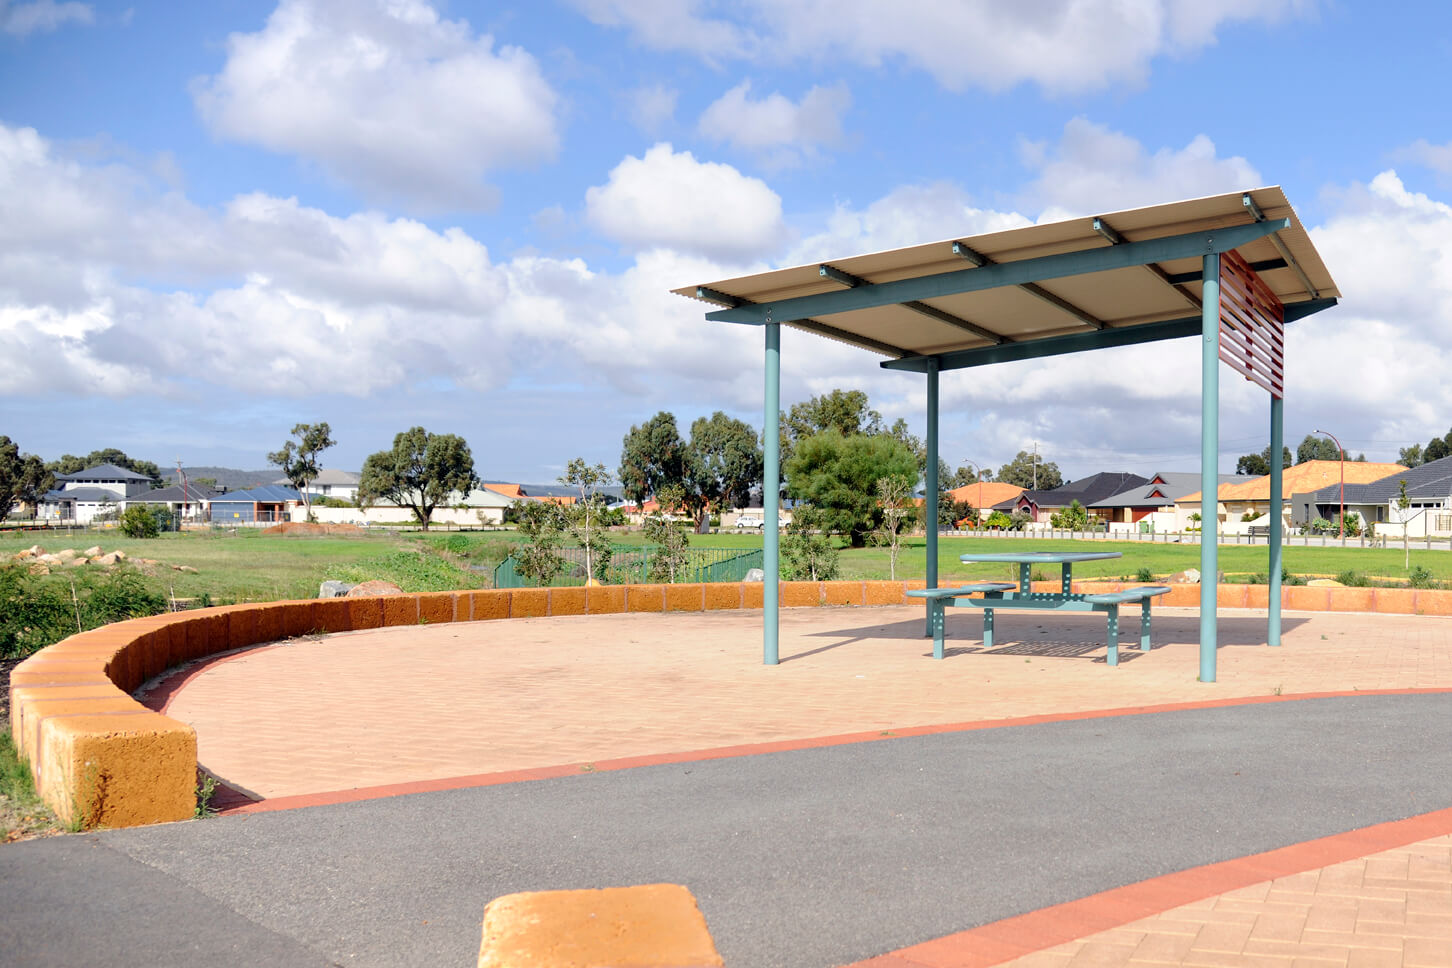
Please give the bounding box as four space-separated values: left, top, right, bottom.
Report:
1 728 63 842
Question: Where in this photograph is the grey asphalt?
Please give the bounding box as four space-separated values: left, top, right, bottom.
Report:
4 693 1452 968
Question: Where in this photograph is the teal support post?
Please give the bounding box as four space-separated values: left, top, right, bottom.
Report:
1105 606 1120 666
924 361 939 635
1199 252 1221 683
1269 394 1284 646
763 322 781 665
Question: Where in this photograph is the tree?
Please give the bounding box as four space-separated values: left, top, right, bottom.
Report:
619 410 762 533
1049 499 1089 531
358 427 477 531
780 507 839 580
618 412 689 508
783 389 883 446
1235 445 1292 477
873 475 916 580
0 436 50 524
1396 479 1412 570
119 505 160 539
642 484 691 583
784 430 919 547
511 500 568 586
1426 434 1451 463
997 450 1062 490
950 465 988 487
1399 444 1424 469
1295 434 1341 464
267 422 335 521
560 458 613 585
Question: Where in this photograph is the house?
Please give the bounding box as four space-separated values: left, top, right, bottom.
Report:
38 463 156 524
1091 471 1244 532
943 482 1025 524
1292 455 1452 537
125 482 219 523
272 468 361 501
299 484 518 526
1178 459 1406 533
995 472 1149 526
209 485 302 524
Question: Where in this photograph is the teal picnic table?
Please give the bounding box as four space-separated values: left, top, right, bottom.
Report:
906 551 1170 665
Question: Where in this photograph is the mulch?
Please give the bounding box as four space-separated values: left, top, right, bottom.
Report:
261 522 366 536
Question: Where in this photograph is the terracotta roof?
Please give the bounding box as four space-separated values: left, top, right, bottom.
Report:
946 482 1024 508
1180 460 1407 503
483 483 526 499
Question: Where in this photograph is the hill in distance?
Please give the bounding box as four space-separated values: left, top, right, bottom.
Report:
161 467 279 490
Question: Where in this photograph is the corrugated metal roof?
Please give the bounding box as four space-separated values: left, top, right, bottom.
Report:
675 187 1338 360
210 485 302 503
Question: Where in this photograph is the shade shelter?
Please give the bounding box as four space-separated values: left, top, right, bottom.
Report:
675 188 1340 681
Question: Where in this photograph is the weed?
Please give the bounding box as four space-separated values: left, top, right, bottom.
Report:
194 771 219 819
579 763 596 773
1409 565 1437 589
1134 566 1154 582
1335 569 1369 587
1273 684 1283 696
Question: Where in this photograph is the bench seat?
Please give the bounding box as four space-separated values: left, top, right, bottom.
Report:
907 583 1017 600
1082 586 1171 605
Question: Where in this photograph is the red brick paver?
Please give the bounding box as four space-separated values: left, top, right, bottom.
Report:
152 603 1452 968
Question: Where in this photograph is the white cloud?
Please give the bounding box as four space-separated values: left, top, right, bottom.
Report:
192 0 559 211
1396 139 1452 176
1021 119 1262 220
697 80 850 164
626 84 678 134
0 0 93 36
585 143 787 261
573 0 1315 94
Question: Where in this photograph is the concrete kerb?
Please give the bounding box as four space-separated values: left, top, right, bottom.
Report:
9 579 1452 829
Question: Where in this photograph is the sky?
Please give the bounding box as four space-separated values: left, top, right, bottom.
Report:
2 0 1452 484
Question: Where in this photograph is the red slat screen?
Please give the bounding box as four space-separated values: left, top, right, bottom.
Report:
1219 249 1284 398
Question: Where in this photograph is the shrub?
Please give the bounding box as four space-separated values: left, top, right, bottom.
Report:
0 564 167 659
119 505 160 538
1135 566 1154 582
1408 565 1437 589
1240 510 1262 522
781 509 839 581
1335 569 1368 587
984 511 1013 530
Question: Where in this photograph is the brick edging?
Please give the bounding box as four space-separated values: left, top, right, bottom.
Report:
9 581 1452 828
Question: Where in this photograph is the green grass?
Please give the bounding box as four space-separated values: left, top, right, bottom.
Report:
1 728 62 842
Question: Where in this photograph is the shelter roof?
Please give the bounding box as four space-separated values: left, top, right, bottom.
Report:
57 463 153 482
1180 460 1406 504
676 187 1338 370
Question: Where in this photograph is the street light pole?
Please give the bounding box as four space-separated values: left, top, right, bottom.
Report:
1313 429 1345 539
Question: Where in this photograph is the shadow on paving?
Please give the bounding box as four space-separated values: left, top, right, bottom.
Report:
787 612 1311 663
3 693 1451 967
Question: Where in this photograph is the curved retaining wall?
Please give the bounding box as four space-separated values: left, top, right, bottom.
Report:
10 580 1452 829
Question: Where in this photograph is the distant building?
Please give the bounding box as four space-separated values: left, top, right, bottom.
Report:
125 482 220 523
209 485 302 524
38 463 155 524
271 468 361 501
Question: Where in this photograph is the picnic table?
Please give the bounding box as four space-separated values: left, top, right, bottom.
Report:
906 551 1169 665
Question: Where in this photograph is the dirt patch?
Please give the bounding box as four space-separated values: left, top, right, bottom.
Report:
262 522 366 536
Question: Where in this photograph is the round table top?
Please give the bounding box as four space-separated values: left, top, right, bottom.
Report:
958 550 1123 564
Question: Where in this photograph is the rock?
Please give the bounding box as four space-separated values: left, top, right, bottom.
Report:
36 554 61 565
1307 578 1343 587
21 545 44 558
176 565 197 573
64 557 87 568
1166 568 1201 584
93 553 119 567
83 546 101 557
112 549 127 560
346 580 404 597
55 549 77 561
29 563 50 575
743 568 765 582
319 580 355 598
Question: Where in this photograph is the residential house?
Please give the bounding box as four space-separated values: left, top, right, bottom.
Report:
1179 459 1406 533
38 463 156 524
1292 455 1452 537
209 485 301 524
944 482 1025 525
1091 472 1245 533
995 472 1149 526
125 482 219 523
271 468 361 501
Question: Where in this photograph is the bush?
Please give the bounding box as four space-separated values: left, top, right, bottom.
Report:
1408 565 1437 589
1335 569 1368 587
1240 510 1263 522
984 511 1013 530
0 564 167 659
119 505 160 538
1134 566 1154 582
780 509 839 581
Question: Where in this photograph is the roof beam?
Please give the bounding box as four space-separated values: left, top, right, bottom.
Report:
1092 217 1203 311
952 241 1107 330
705 219 1285 325
819 263 1007 345
1243 193 1320 299
880 295 1339 373
1162 258 1286 285
697 282 912 357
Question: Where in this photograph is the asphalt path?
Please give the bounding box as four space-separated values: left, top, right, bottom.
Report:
4 694 1452 968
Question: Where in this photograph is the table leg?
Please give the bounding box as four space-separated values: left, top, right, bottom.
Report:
1106 605 1119 666
983 608 995 649
1140 600 1153 652
1061 564 1073 595
931 602 946 660
1019 562 1032 593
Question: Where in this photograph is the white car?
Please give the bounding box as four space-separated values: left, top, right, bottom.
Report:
735 514 764 530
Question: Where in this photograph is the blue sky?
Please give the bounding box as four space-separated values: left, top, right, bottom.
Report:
3 0 1451 483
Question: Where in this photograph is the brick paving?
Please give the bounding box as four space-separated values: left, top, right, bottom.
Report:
154 603 1452 967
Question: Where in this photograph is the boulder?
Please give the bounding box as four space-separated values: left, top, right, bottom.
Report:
743 568 765 582
55 549 77 561
83 545 102 557
112 549 127 560
64 557 87 568
1166 568 1201 584
24 544 44 558
93 553 119 567
319 580 355 598
172 564 198 573
29 563 50 576
345 580 404 597
36 554 61 565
